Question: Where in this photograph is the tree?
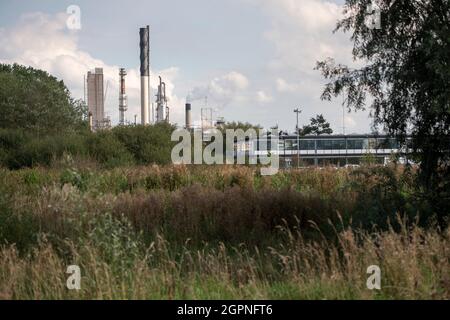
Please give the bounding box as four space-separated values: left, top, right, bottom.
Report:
112 122 177 165
0 63 86 135
315 0 450 221
299 114 333 136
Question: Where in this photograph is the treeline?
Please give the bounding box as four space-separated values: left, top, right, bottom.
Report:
0 64 178 169
0 124 176 169
0 63 86 134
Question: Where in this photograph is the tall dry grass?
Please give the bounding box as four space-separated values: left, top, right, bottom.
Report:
0 164 446 300
0 221 448 300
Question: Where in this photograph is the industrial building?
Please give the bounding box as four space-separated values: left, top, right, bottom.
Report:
246 134 413 168
87 68 111 131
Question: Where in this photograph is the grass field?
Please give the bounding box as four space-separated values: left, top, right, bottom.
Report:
0 164 448 300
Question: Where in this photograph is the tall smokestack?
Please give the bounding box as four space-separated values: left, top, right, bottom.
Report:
119 68 127 126
139 26 150 125
185 103 192 130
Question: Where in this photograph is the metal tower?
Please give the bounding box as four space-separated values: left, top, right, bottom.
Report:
119 68 128 126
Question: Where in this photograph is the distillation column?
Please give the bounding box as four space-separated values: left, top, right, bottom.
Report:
119 68 127 125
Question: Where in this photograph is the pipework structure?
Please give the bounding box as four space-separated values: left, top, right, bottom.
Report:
139 25 150 125
156 76 169 123
119 68 128 126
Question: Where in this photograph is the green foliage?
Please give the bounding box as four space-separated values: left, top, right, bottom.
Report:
0 129 26 166
4 131 87 169
0 197 39 253
86 131 134 168
315 0 450 223
73 213 143 273
112 123 176 165
0 63 86 134
361 152 378 166
345 166 412 229
60 168 86 191
0 124 178 169
299 114 333 136
0 165 447 299
0 166 447 300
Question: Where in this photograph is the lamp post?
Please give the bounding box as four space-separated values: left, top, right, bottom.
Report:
294 108 302 168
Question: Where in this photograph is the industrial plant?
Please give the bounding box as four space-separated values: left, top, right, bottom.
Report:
86 68 111 131
85 25 226 139
84 25 413 168
118 68 128 126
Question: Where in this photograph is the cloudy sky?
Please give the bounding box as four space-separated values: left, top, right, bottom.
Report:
0 0 374 133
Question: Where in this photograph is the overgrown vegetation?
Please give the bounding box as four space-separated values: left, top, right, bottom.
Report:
0 165 448 299
0 64 87 134
316 0 450 225
0 123 176 169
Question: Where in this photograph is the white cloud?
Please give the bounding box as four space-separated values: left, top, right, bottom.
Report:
276 78 300 93
190 71 250 109
257 0 353 74
218 71 249 90
0 11 184 126
239 0 372 133
0 5 373 133
256 90 273 103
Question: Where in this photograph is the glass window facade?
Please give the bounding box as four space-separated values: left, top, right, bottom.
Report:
254 136 406 153
346 139 364 149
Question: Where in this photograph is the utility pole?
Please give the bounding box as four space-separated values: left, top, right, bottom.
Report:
294 108 302 168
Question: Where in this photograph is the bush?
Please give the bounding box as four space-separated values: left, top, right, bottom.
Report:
0 63 86 134
86 131 134 168
112 123 176 165
0 198 39 252
0 124 177 169
7 133 87 169
0 129 26 167
344 166 415 229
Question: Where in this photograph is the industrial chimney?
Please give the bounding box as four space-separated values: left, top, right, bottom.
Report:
139 26 150 125
119 68 127 125
185 103 192 130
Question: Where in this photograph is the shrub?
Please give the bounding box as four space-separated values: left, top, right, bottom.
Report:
112 123 176 165
0 198 39 252
0 129 26 167
2 131 88 169
344 166 415 229
86 131 134 168
0 63 86 134
0 124 177 170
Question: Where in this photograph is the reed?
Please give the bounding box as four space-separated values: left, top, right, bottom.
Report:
0 165 446 300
